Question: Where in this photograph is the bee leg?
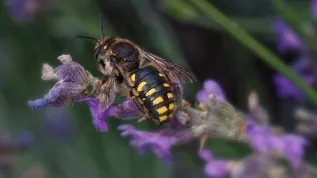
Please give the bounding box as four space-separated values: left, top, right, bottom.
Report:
137 116 148 123
114 64 135 87
199 134 208 151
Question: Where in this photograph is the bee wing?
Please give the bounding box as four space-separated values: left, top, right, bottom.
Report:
97 76 119 110
141 50 196 84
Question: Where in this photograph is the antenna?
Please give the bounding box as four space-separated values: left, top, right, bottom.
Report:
99 12 105 39
75 35 98 42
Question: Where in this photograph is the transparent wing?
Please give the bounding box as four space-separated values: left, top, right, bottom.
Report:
141 50 196 84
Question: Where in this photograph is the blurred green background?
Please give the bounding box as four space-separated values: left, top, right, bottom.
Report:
0 0 316 177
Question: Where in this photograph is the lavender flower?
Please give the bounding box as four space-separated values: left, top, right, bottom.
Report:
117 91 248 161
273 57 316 100
199 149 309 178
272 19 305 53
246 124 308 168
28 55 96 110
199 149 230 178
118 124 195 161
6 0 41 22
196 80 226 103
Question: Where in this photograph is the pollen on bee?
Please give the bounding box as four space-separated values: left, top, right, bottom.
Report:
169 103 175 110
167 93 174 99
153 97 164 105
103 46 108 49
169 113 174 118
145 88 156 96
137 81 147 92
130 74 136 82
159 73 165 77
163 83 170 87
157 106 168 114
159 115 168 122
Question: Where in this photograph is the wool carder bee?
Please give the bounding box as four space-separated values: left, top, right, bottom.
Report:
79 36 196 126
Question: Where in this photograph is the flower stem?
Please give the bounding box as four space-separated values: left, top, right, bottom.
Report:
188 0 317 105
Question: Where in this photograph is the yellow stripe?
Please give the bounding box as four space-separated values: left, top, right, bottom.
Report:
169 113 174 118
157 106 168 114
159 73 164 77
103 46 108 49
159 115 168 122
167 93 174 98
145 88 156 96
163 83 170 87
153 97 164 105
169 103 175 110
137 81 147 92
130 74 136 82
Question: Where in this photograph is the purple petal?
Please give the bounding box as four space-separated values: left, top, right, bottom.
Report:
247 124 272 152
247 124 308 168
199 149 229 178
118 124 194 161
80 99 140 132
278 134 308 168
273 74 305 100
199 149 215 162
81 98 108 132
272 19 304 53
196 80 226 103
28 99 48 111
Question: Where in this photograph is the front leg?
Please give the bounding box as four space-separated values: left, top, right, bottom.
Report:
114 63 135 88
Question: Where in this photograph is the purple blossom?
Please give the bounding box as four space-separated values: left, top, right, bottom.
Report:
312 0 317 20
272 19 305 53
246 124 308 168
273 57 316 100
79 98 140 132
28 55 96 110
6 0 41 22
118 124 195 161
199 149 229 178
196 80 226 104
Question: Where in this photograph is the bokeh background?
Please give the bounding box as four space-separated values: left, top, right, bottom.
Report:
1 0 317 177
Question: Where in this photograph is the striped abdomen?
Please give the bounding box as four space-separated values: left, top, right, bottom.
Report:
130 66 176 124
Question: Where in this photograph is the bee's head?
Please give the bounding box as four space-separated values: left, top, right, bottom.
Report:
94 37 117 60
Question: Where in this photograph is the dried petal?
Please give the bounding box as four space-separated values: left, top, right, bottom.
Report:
57 54 72 65
41 63 56 81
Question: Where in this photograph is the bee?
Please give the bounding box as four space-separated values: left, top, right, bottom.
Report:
78 36 196 126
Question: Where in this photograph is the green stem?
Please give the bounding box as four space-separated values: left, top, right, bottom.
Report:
188 0 317 105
